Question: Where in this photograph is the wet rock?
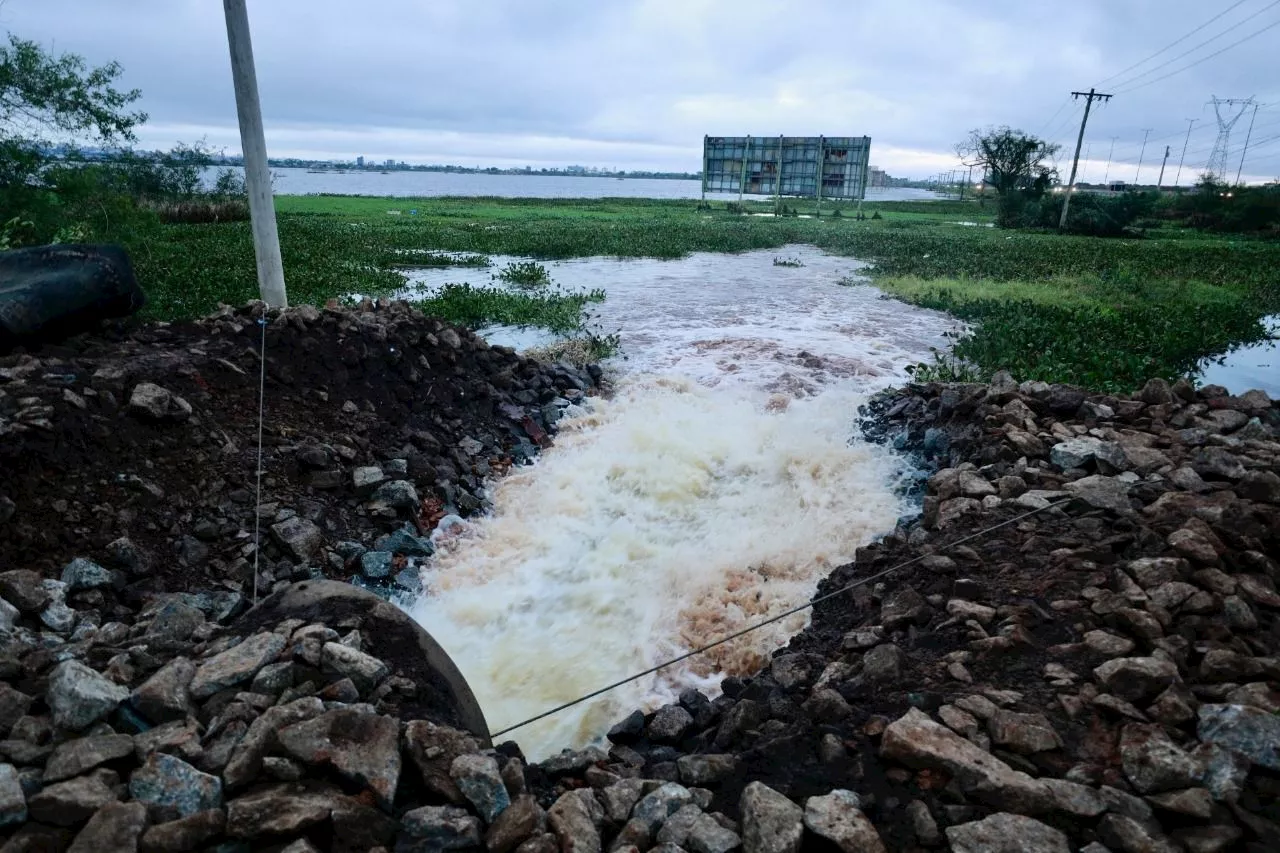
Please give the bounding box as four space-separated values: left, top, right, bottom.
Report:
189 632 285 699
352 466 386 494
276 707 400 810
222 697 324 789
27 770 120 826
987 710 1063 754
633 783 693 832
66 801 148 853
656 804 702 847
1139 379 1174 405
270 516 324 561
1097 813 1179 853
224 783 334 839
1083 630 1136 657
371 479 419 508
133 718 201 764
1196 703 1280 770
1172 825 1243 853
376 525 434 556
449 753 509 823
399 804 485 850
677 754 740 787
1094 657 1181 703
47 659 129 730
147 601 205 643
861 643 906 684
320 640 388 693
1146 787 1213 819
741 781 803 853
403 720 481 804
61 557 113 592
547 788 603 853
360 550 393 578
129 752 222 819
1063 475 1132 513
945 813 1069 853
803 790 885 853
129 383 192 422
608 710 645 743
771 654 824 690
648 705 694 743
0 570 49 612
686 812 742 853
803 688 852 722
130 658 195 723
44 734 135 783
1119 724 1204 794
0 762 26 827
881 586 931 631
881 709 1049 814
1051 437 1110 470
0 685 33 737
486 794 544 853
600 779 647 824
1040 778 1106 817
332 796 398 850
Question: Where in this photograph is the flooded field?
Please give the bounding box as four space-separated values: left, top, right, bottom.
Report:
405 247 961 757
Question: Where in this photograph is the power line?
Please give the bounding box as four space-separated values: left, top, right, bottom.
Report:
1095 0 1252 86
488 498 1081 739
1108 0 1280 91
1113 15 1280 94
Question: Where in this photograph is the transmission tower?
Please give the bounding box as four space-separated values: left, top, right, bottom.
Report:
1206 96 1254 181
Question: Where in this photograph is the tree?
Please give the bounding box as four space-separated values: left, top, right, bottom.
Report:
957 126 1060 198
0 34 146 147
1 34 147 243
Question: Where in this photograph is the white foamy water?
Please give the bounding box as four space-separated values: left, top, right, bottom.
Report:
406 246 961 757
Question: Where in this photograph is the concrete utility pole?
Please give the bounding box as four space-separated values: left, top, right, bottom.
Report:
1175 119 1196 188
1059 88 1113 229
1156 145 1171 190
224 0 287 307
1135 129 1152 186
1103 136 1118 184
1234 102 1260 186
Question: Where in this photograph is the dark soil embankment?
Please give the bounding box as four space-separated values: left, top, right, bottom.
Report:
0 299 599 599
1 301 1278 853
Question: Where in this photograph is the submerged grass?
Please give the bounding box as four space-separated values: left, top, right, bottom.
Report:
126 195 1280 388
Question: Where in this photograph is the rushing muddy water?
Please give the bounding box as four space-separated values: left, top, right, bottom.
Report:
405 246 961 757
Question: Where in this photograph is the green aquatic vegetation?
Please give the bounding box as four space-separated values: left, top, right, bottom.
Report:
495 261 552 288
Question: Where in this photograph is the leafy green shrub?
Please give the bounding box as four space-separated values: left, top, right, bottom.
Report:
495 260 552 288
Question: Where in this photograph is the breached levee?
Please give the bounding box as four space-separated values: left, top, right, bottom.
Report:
409 378 914 757
406 245 962 758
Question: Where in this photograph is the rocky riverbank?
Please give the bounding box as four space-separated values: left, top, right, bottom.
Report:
1 305 1278 852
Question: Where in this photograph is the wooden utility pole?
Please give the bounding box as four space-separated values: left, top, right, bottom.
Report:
1156 145 1171 190
223 0 287 307
1174 119 1196 188
1059 88 1112 229
1103 136 1118 184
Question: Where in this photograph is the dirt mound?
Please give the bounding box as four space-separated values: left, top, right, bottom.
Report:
0 299 601 604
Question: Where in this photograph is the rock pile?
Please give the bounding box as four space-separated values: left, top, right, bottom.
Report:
576 375 1279 852
3 298 1279 852
0 299 601 600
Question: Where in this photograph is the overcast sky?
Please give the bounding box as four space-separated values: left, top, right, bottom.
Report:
4 0 1280 182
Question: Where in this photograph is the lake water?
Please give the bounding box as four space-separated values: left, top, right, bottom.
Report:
1198 314 1279 397
205 166 945 202
403 246 960 758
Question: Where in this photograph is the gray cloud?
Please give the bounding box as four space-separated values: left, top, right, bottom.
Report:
4 0 1279 180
